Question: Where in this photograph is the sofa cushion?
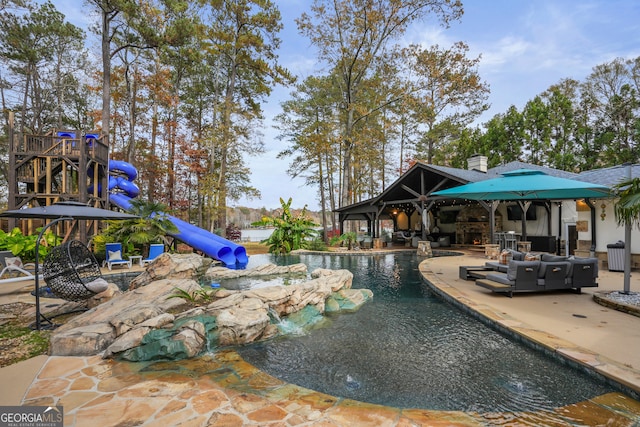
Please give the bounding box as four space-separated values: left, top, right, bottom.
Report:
485 261 508 273
486 272 513 285
538 261 571 278
569 257 598 278
507 260 539 281
541 253 567 262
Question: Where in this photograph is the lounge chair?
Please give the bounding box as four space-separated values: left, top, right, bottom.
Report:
0 250 37 281
104 243 132 271
141 244 164 266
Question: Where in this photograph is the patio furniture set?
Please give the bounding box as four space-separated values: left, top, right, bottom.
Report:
460 249 599 298
104 243 164 270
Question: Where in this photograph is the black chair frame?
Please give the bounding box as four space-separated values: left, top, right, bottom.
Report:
43 240 103 302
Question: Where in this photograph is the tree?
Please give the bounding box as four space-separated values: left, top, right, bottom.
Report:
276 74 341 241
0 0 88 133
199 0 294 232
297 0 463 207
97 198 178 256
581 57 640 166
403 42 489 163
471 106 525 167
251 197 319 254
522 96 550 165
543 79 579 171
88 0 194 149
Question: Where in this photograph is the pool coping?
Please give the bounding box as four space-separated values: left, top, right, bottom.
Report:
418 257 640 400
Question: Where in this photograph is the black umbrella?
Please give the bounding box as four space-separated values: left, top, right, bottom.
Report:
0 201 139 221
0 201 139 329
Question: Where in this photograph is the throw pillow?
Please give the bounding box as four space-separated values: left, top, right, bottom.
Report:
4 257 23 268
499 249 513 265
84 278 109 293
108 250 122 261
524 252 541 261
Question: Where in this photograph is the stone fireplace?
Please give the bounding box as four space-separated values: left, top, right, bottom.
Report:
455 205 502 245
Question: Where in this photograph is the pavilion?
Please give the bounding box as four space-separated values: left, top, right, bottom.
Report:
335 156 639 262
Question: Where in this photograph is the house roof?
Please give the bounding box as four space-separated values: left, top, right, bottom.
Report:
576 164 640 187
336 160 629 219
487 161 579 179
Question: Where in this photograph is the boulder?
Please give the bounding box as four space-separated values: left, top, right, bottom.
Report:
217 307 270 346
172 320 207 358
129 253 213 289
49 323 116 356
204 262 308 281
50 254 370 361
104 326 152 358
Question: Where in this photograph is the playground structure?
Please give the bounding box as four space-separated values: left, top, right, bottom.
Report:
6 113 109 243
5 114 247 267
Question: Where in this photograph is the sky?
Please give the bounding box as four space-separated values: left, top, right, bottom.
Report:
54 0 640 211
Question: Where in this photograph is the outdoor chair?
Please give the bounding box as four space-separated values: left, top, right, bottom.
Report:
141 243 164 266
0 250 36 281
43 240 108 302
504 232 518 250
104 243 132 271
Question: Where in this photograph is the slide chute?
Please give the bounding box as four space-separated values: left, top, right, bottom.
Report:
107 160 247 267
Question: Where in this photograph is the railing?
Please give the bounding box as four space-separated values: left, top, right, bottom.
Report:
12 133 109 164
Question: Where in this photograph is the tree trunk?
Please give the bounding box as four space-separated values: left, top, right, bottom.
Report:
101 7 111 147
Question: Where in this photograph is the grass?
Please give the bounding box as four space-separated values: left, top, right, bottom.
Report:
0 317 51 367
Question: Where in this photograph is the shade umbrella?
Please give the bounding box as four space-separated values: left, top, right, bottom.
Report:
0 201 139 329
431 169 612 201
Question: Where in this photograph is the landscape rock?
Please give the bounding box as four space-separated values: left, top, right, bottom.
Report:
104 326 152 358
87 283 122 308
172 320 207 357
49 253 369 361
205 262 308 281
49 323 116 356
129 253 213 289
216 307 270 346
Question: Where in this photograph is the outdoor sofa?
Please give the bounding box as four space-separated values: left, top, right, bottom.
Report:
473 250 598 297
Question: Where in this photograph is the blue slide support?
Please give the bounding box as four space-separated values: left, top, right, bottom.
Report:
107 160 247 267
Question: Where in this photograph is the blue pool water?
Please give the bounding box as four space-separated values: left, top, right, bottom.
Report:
236 252 617 413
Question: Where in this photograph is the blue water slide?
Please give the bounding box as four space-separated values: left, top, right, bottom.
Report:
106 161 247 267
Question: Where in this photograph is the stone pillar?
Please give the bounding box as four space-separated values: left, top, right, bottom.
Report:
373 238 383 249
417 241 433 257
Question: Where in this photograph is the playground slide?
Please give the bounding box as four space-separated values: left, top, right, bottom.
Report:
107 160 247 267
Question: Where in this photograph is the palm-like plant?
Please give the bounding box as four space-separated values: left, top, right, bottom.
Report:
252 198 319 254
614 178 640 229
613 176 640 294
330 232 358 250
97 199 178 257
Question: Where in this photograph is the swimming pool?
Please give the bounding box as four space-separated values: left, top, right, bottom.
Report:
236 252 617 413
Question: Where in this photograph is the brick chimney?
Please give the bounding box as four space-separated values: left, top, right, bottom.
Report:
467 154 487 172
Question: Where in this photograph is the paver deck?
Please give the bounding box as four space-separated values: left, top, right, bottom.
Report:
2 249 640 425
